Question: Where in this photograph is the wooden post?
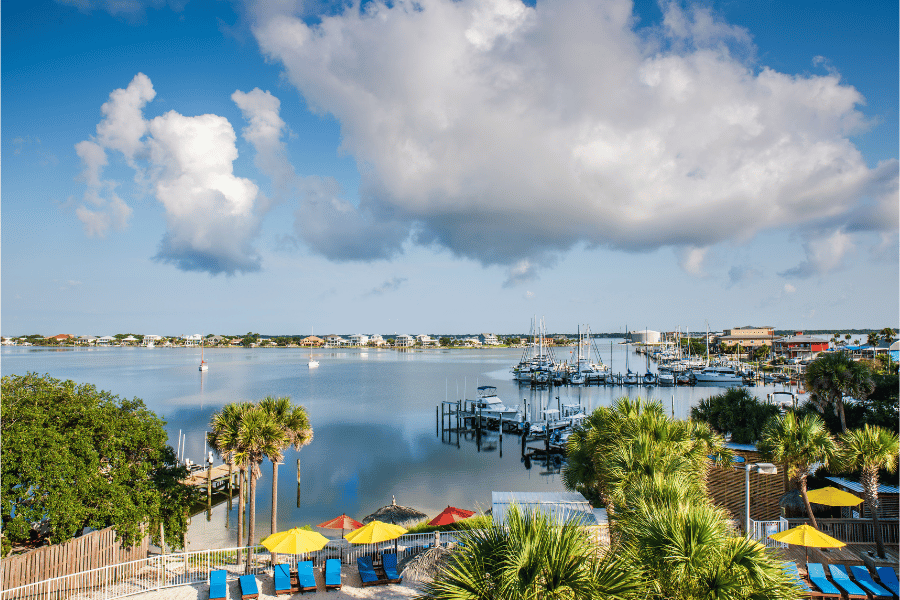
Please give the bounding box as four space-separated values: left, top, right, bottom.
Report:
296 458 302 508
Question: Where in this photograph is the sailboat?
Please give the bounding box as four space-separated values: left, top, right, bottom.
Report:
198 339 208 371
308 327 319 368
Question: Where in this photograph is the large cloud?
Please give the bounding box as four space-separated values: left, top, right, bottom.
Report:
75 74 264 274
249 0 898 276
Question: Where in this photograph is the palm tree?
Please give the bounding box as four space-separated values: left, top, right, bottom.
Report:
258 396 313 536
834 425 899 558
867 332 879 347
419 505 643 599
804 351 875 431
758 412 837 529
207 402 254 555
880 328 896 345
233 404 286 571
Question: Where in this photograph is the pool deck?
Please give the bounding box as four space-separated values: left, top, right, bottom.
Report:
122 567 421 600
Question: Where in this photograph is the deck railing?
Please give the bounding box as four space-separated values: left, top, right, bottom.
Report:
0 531 472 600
749 518 789 548
784 518 899 545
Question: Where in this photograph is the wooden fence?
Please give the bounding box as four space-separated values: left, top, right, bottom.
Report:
0 526 149 592
785 518 900 546
705 449 787 526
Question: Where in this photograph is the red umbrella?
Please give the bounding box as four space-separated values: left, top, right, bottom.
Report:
428 506 475 527
318 514 363 538
318 514 364 560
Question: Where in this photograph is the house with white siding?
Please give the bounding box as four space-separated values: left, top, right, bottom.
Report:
369 334 385 346
395 334 415 348
349 334 369 346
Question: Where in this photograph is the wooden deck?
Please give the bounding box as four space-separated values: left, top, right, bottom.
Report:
775 543 899 570
182 464 232 487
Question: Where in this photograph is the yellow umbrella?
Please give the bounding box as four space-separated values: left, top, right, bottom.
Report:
806 486 863 507
345 520 407 545
262 527 330 554
768 524 845 562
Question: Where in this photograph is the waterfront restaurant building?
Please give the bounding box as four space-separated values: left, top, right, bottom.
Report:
715 326 776 349
774 332 830 360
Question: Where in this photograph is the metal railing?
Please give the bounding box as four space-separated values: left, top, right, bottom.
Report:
0 531 473 600
749 517 789 548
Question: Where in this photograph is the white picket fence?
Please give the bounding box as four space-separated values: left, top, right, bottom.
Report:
749 517 789 548
1 531 469 600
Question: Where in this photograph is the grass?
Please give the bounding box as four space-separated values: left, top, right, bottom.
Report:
404 514 492 534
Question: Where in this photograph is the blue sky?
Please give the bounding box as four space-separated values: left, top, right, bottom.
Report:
2 0 897 336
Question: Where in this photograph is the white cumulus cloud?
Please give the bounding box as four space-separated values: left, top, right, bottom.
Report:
75 74 266 274
246 0 897 279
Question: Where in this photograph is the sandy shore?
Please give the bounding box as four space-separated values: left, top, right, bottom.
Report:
124 567 423 600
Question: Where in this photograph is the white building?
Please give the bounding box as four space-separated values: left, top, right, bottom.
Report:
417 334 437 346
325 335 347 346
143 335 162 346
182 334 202 347
479 333 500 345
629 330 662 345
97 336 115 346
349 334 369 346
395 334 415 348
369 334 385 346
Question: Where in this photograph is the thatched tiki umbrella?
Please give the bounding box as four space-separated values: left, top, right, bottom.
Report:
363 495 427 527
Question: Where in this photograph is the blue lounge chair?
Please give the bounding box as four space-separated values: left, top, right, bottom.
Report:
849 566 893 599
382 553 402 583
876 567 900 598
828 564 868 599
325 558 342 591
209 569 227 600
783 562 818 597
273 563 292 596
296 560 317 593
239 574 259 600
807 563 842 599
357 556 385 587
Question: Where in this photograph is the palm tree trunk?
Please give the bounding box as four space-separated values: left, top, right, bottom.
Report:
271 460 278 535
837 399 848 433
247 467 257 573
238 465 245 565
863 470 885 557
799 474 818 529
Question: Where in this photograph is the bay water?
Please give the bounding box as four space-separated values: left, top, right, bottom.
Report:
1 343 795 549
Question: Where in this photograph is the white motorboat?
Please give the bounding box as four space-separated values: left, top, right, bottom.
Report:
692 366 744 384
308 358 319 368
473 386 520 420
658 372 675 386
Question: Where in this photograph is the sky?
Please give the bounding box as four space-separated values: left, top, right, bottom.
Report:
2 0 897 336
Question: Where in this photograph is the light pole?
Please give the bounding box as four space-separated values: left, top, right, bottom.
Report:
741 462 778 536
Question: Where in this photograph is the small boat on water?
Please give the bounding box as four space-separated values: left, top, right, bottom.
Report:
473 386 520 420
199 341 208 371
692 366 743 384
658 372 675 386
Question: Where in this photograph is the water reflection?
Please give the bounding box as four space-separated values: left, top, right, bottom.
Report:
2 344 799 549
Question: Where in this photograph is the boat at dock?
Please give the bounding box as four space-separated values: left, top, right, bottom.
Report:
473 386 520 420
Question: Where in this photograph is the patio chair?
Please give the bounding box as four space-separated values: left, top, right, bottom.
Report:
828 564 868 599
239 574 259 600
295 560 317 593
806 563 842 599
783 562 822 598
357 556 386 587
849 566 893 599
273 563 292 596
209 569 227 600
876 567 900 598
325 558 342 591
382 552 402 584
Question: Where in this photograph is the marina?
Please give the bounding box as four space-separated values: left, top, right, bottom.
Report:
1 344 807 551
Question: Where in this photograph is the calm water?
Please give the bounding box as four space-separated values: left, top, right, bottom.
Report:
1 343 798 550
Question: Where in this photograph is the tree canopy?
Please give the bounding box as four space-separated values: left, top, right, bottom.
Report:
1 373 194 549
690 387 780 444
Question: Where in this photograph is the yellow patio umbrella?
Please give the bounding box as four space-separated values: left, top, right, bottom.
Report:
768 523 845 562
806 486 863 507
346 520 408 555
262 527 330 554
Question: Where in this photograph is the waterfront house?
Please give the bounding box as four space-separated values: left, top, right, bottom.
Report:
325 335 347 346
395 334 415 348
300 335 324 347
368 334 385 346
1 337 17 346
143 335 162 346
462 337 482 346
349 334 369 346
229 338 243 346
479 333 500 345
417 334 438 346
182 334 202 347
46 334 74 343
97 336 115 346
122 335 138 345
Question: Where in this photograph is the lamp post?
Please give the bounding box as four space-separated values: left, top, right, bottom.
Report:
741 462 777 536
